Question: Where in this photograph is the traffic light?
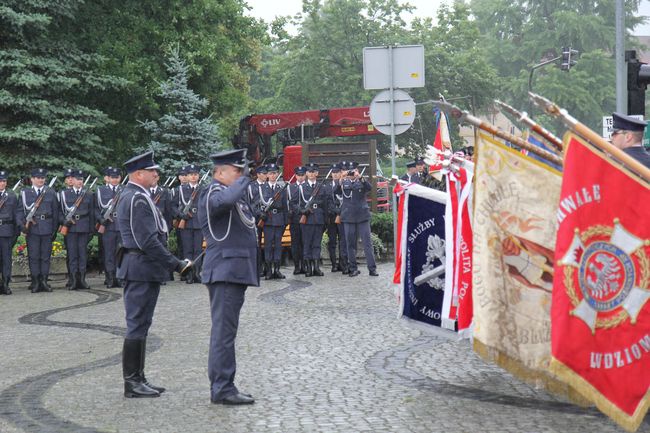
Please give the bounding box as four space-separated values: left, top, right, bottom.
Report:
626 50 650 116
560 47 579 71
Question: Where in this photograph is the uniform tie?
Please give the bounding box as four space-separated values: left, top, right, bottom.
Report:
36 189 41 197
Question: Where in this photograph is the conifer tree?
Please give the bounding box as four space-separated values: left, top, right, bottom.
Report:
140 47 221 175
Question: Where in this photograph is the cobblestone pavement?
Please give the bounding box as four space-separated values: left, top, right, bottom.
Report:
0 263 645 433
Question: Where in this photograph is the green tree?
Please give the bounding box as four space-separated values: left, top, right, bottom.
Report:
139 47 221 174
71 0 268 163
0 0 125 177
470 0 645 130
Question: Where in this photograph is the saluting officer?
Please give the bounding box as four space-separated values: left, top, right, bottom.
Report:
95 166 123 288
60 169 95 290
323 163 347 273
116 151 190 398
260 163 287 279
0 171 20 295
298 163 327 277
176 164 203 283
19 168 60 293
248 164 268 277
287 166 306 274
198 148 257 405
336 162 378 277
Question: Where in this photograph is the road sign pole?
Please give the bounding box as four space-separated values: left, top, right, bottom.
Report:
388 46 398 249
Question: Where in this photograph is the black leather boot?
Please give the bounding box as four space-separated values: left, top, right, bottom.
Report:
264 262 274 280
312 259 324 277
293 260 301 275
185 267 194 284
29 275 39 293
274 262 286 279
110 272 122 288
77 272 90 290
3 277 10 295
140 338 165 394
0 276 5 295
39 275 52 292
304 259 313 277
68 273 79 291
123 338 160 398
330 256 338 272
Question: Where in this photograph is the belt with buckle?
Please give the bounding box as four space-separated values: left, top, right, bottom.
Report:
125 248 144 255
0 219 13 225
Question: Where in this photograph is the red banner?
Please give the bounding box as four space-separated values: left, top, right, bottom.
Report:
550 134 650 432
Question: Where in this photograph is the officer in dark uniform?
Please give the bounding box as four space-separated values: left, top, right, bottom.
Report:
260 163 287 279
60 168 76 289
96 166 123 288
150 171 174 230
171 166 187 268
416 157 428 180
248 164 268 277
336 162 378 277
60 169 95 290
401 161 420 184
19 168 60 292
117 151 190 398
0 171 19 294
611 112 650 168
198 148 257 406
176 164 203 283
299 163 327 277
323 163 347 273
288 166 306 274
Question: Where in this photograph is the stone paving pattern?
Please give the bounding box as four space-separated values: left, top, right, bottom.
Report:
0 263 645 433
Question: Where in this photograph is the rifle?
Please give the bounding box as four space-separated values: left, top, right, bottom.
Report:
177 171 209 229
23 176 57 232
494 100 563 152
433 100 563 167
299 169 332 224
257 173 296 228
59 178 97 236
12 179 22 191
96 183 124 234
529 92 650 183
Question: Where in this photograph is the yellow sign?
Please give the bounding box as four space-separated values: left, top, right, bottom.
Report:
410 73 419 78
403 111 412 116
368 125 375 131
341 127 355 133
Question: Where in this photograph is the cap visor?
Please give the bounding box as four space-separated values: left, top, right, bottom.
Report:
144 164 160 170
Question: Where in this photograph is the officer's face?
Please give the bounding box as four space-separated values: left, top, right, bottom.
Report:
187 172 199 183
296 174 305 183
416 163 425 172
132 169 157 188
257 172 267 182
65 176 75 187
73 177 84 188
178 174 187 184
408 167 417 175
268 171 278 182
108 175 121 186
332 171 341 180
0 180 6 190
215 165 241 186
307 170 318 181
32 176 45 188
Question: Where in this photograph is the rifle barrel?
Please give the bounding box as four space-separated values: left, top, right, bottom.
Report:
495 100 563 152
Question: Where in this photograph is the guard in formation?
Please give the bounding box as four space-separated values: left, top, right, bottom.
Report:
260 163 287 280
248 164 268 277
198 148 258 405
175 164 203 283
0 171 19 295
287 165 306 274
298 163 327 277
59 168 94 290
21 168 59 292
116 151 190 398
336 162 378 277
323 163 347 273
96 166 123 288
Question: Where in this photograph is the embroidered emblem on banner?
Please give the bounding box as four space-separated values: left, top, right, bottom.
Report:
422 234 445 290
559 219 650 333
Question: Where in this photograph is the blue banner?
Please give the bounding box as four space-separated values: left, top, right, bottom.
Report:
401 190 448 327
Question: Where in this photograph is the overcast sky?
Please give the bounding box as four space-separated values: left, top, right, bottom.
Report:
244 0 650 36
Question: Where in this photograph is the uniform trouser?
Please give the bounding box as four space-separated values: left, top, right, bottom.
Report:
0 236 12 279
26 233 53 276
207 282 247 400
67 232 89 273
175 228 184 258
123 280 160 339
289 222 302 262
301 224 323 260
180 228 203 261
263 225 284 262
326 221 347 263
344 221 376 273
102 230 120 274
